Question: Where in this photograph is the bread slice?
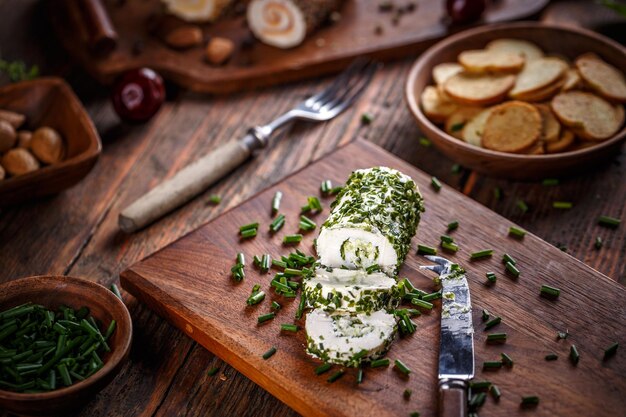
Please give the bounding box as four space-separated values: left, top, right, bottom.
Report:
444 72 516 106
458 49 525 73
486 38 544 61
546 130 575 153
551 91 624 141
534 103 561 142
575 53 626 103
561 68 582 92
445 107 483 139
509 57 568 98
514 76 565 102
433 62 464 86
524 141 546 155
461 107 495 147
420 85 458 122
482 101 541 152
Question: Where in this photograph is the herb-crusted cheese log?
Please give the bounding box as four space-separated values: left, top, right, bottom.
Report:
305 309 397 366
161 0 234 22
247 0 345 49
303 268 400 313
316 167 424 276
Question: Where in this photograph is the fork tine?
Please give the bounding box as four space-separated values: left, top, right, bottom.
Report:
305 58 370 106
320 61 378 114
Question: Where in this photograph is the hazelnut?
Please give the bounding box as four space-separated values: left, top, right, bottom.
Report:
205 37 234 65
0 120 17 153
1 148 40 176
0 163 5 180
0 109 26 129
31 127 65 164
165 25 203 49
17 130 33 148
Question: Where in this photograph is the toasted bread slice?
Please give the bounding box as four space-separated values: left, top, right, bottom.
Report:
514 76 566 102
461 107 495 147
561 68 582 91
482 101 541 152
444 72 516 106
458 49 525 73
420 85 458 122
546 130 575 153
433 62 464 86
509 57 568 98
575 53 626 103
534 103 561 142
524 140 546 155
551 91 624 141
486 38 544 61
445 107 483 139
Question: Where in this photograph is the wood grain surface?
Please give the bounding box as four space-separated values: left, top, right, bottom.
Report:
120 139 626 417
0 1 624 416
50 0 548 93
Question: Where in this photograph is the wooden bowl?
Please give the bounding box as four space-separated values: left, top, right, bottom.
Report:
405 22 626 180
0 77 101 205
0 276 132 416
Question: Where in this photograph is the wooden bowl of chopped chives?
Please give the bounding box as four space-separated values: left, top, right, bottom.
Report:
0 276 132 416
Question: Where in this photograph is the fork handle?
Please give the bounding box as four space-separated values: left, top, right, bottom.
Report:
119 136 255 233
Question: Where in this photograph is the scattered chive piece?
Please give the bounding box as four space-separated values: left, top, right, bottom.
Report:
320 180 332 195
417 244 437 256
490 385 501 400
110 284 122 300
307 196 323 212
246 291 265 306
327 369 345 383
553 201 573 209
540 285 560 298
207 367 219 376
419 137 431 147
239 222 259 233
501 352 514 367
483 361 503 370
431 176 442 192
508 226 526 239
447 221 459 232
403 388 412 400
370 358 390 368
280 324 298 332
542 178 559 186
315 363 332 375
440 235 454 244
557 330 569 340
208 194 221 204
516 199 529 213
253 255 262 267
269 214 286 233
237 253 245 265
283 234 303 244
260 254 272 272
257 313 276 324
505 261 520 278
441 241 459 253
570 345 580 365
521 396 539 406
603 342 618 360
272 191 282 214
410 298 433 310
271 301 281 311
486 272 497 283
545 353 558 361
484 317 501 330
231 263 245 281
410 412 420 417
330 186 343 195
450 122 465 132
502 253 516 265
356 368 363 384
481 309 490 321
240 228 257 239
595 236 603 249
394 359 411 375
361 112 374 125
469 392 487 409
262 347 277 360
486 333 507 343
299 215 317 232
598 215 620 228
470 381 492 391
451 163 462 174
558 243 567 252
470 249 493 260
422 292 442 302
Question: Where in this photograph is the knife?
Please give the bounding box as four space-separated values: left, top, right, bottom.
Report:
421 255 475 417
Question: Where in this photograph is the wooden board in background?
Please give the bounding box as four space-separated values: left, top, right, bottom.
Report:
121 139 625 417
50 0 548 93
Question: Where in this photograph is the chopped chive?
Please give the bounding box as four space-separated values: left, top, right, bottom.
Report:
486 333 507 343
502 253 516 265
110 284 122 300
553 201 573 209
483 361 502 370
508 226 526 239
394 359 411 375
257 313 275 324
521 396 539 406
307 196 322 212
431 176 442 192
410 412 421 417
411 298 433 310
469 392 487 408
557 243 567 252
327 369 345 383
356 368 363 384
295 296 306 320
253 255 262 267
240 228 257 239
447 220 459 232
505 261 520 278
237 253 245 265
417 244 437 255
501 352 514 367
272 259 287 269
260 254 272 272
422 292 442 302
540 285 560 298
365 264 381 274
208 194 221 204
269 214 285 233
470 381 492 391
603 342 618 360
272 191 282 214
207 367 219 376
299 215 317 232
403 388 412 400
441 241 459 253
595 236 603 249
486 272 497 283
490 384 501 400
284 268 303 276
246 291 265 306
557 330 569 340
451 163 462 174
545 353 558 361
440 235 454 244
280 324 298 332
283 234 303 244
239 222 259 233
271 301 281 311
470 249 493 260
320 180 332 195
484 317 501 330
361 112 374 125
451 122 465 132
330 186 343 195
542 178 559 186
370 358 390 368
598 215 620 228
419 137 431 147
570 345 580 365
493 187 502 200
516 199 529 213
262 347 277 360
481 309 490 321
315 363 332 375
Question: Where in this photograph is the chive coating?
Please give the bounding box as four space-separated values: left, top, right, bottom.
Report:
269 214 286 233
603 342 618 360
110 284 122 300
505 261 520 278
447 221 459 232
516 199 529 213
502 253 516 265
320 180 332 195
481 309 490 321
262 347 277 360
470 249 493 260
280 324 298 332
370 358 390 368
570 345 580 365
486 333 507 343
410 298 433 310
553 201 573 209
508 226 526 239
598 215 620 228
521 396 539 406
470 381 492 391
356 368 363 384
545 353 558 361
486 272 497 283
239 222 259 233
365 264 381 274
419 137 431 147
417 244 437 255
207 367 219 376
490 384 501 400
542 178 559 186
314 363 332 375
208 194 222 204
595 236 603 250
441 241 459 253
257 313 276 324
403 388 412 400
493 187 502 200
484 317 501 330
272 191 282 214
540 285 560 298
246 291 265 306
501 352 514 367
283 234 303 244
394 359 411 375
483 361 502 370
240 228 257 239
327 369 345 383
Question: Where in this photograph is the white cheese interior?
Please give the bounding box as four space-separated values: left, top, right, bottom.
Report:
247 0 307 49
161 0 232 22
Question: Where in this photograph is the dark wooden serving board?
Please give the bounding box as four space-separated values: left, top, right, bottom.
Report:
121 139 625 417
51 0 548 93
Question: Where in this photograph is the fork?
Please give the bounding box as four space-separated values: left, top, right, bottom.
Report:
119 60 378 233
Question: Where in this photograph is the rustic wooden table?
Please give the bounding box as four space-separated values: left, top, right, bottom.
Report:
1 1 624 416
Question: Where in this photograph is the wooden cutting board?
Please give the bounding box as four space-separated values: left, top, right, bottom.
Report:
50 0 548 93
121 139 625 417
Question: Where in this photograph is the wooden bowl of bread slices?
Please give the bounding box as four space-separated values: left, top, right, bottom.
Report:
406 22 626 180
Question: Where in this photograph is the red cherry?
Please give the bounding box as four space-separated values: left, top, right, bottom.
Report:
446 0 486 24
111 68 165 123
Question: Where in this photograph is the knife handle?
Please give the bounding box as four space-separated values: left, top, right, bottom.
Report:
439 379 468 417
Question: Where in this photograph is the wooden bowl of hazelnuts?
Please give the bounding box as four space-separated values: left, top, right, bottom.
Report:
0 77 101 205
